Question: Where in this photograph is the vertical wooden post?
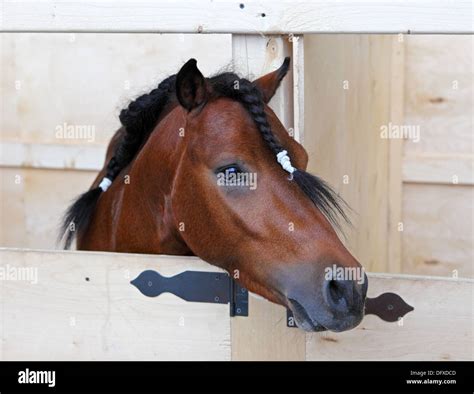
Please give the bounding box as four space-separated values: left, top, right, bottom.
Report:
292 35 305 144
303 35 402 274
387 35 405 273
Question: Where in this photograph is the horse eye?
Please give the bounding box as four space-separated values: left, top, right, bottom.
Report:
216 164 243 176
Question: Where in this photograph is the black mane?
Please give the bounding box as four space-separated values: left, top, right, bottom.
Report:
59 64 349 249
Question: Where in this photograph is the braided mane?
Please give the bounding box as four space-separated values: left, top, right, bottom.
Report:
60 66 349 249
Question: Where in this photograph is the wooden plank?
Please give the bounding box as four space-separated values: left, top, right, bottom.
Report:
303 35 393 273
292 35 304 144
0 33 233 146
403 35 473 157
403 154 474 186
0 249 231 360
2 1 472 33
230 35 305 360
230 294 306 361
402 184 474 278
400 35 473 276
387 35 405 273
0 142 105 171
1 249 472 361
0 167 97 249
306 273 473 360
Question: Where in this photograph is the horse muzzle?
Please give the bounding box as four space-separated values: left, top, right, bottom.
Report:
286 273 368 332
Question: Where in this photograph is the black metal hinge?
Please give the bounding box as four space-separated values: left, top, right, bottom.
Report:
131 270 248 317
131 270 413 327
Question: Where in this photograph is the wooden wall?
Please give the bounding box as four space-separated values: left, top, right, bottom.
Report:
303 34 473 278
401 35 473 278
303 35 403 274
0 249 231 360
0 33 233 249
1 249 471 361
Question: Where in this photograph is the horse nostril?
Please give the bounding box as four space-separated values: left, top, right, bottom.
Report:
324 277 367 314
328 280 344 303
324 279 355 312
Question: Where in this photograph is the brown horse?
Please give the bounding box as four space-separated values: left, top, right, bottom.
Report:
60 57 368 332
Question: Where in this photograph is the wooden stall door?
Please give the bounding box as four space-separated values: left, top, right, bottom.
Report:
0 249 231 360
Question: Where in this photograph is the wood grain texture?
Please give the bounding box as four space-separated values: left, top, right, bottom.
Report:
403 154 474 186
404 35 473 157
401 35 473 278
0 33 232 146
2 1 472 33
303 35 395 273
307 273 473 360
292 35 304 144
402 184 474 278
2 249 470 361
0 168 97 249
231 294 306 360
0 142 106 171
0 249 231 360
387 35 405 273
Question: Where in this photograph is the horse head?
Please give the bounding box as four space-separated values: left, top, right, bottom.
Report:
61 58 368 332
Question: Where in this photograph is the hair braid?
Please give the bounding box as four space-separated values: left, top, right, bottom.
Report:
103 74 177 182
236 79 284 155
212 75 285 156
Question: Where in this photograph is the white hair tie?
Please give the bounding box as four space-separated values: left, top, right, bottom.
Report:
98 177 112 192
276 150 296 174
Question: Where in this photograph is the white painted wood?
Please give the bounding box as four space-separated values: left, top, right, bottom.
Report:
2 1 472 33
0 248 231 360
307 273 474 360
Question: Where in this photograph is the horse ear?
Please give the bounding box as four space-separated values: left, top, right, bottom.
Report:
176 58 208 111
253 57 290 103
